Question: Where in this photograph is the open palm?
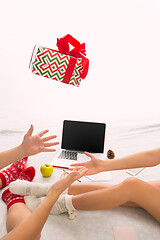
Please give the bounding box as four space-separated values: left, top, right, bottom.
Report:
48 167 88 195
70 152 104 175
22 125 59 157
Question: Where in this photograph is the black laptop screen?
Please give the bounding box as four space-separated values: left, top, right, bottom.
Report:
61 120 106 153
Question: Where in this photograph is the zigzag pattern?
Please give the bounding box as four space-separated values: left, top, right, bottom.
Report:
32 47 83 86
70 58 83 86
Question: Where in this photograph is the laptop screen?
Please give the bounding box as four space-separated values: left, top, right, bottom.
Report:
61 120 106 153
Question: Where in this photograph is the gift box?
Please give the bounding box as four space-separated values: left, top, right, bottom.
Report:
29 34 89 87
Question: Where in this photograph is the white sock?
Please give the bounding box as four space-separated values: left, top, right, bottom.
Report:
9 180 68 197
64 194 77 220
24 194 77 220
9 180 51 197
24 195 42 212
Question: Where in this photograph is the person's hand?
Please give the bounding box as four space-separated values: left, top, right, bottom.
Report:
21 125 59 157
48 167 88 195
70 152 105 175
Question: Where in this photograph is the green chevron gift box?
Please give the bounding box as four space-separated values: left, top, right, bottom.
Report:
29 34 89 87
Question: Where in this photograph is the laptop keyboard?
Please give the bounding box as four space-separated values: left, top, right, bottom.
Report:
58 150 77 160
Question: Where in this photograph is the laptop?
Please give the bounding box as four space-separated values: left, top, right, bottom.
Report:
52 120 106 168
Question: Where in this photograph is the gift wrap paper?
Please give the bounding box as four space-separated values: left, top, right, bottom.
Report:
30 46 84 87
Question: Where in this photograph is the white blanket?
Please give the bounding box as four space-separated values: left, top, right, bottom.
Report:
0 122 160 239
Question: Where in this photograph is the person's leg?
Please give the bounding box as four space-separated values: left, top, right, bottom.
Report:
71 178 160 222
68 180 160 195
22 178 160 222
2 167 39 237
9 176 160 198
0 179 2 188
21 179 160 218
5 203 41 240
68 180 160 207
68 182 112 195
6 203 32 231
148 180 160 188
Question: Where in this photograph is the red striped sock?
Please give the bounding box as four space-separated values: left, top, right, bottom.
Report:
0 157 28 189
2 189 25 210
2 166 35 210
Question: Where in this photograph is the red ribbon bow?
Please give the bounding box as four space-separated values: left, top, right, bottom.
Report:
57 34 89 79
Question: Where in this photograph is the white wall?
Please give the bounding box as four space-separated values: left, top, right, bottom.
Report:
0 0 160 130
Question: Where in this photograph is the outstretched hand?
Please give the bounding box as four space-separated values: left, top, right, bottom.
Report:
48 167 88 195
70 152 104 175
21 125 59 157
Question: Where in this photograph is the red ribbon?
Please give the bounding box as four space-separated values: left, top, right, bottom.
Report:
57 34 89 80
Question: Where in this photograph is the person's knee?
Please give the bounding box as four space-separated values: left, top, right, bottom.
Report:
123 177 140 185
121 177 141 197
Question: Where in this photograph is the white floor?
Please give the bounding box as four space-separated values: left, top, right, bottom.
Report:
0 122 160 239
